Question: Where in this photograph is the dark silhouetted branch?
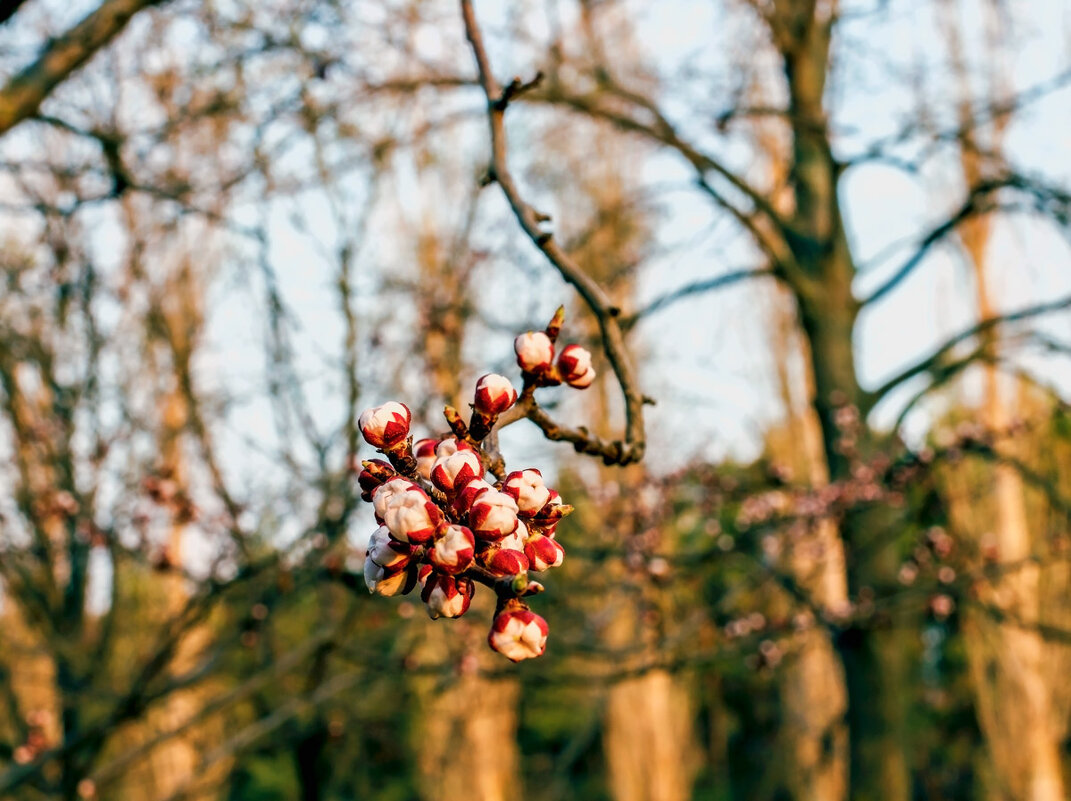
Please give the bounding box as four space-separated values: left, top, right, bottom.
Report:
869 292 1071 404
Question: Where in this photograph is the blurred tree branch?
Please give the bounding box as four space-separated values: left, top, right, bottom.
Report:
0 0 167 136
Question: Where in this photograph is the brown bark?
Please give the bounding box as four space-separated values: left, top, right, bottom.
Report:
762 3 915 798
941 5 1068 796
404 173 524 801
603 671 697 801
753 58 853 799
414 645 522 801
766 287 851 801
0 0 166 136
551 66 700 797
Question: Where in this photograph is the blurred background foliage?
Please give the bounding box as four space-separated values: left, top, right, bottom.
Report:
0 1 1070 800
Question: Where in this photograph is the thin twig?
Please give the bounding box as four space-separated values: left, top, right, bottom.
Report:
460 0 645 464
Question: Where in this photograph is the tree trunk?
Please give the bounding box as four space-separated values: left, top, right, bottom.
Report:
604 671 697 801
950 147 1066 801
766 286 851 801
414 646 522 801
771 3 913 797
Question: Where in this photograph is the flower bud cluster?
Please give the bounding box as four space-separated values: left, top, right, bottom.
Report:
513 311 596 389
355 320 582 660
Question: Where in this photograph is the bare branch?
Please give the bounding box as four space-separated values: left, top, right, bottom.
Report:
869 292 1071 404
0 0 166 137
863 176 1069 305
460 0 645 464
863 180 1009 305
623 266 778 329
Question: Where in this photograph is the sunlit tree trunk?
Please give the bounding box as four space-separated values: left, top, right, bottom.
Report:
942 4 1068 796
765 285 851 801
551 41 701 789
414 647 522 801
604 670 697 801
403 167 524 800
958 200 1065 801
760 2 913 798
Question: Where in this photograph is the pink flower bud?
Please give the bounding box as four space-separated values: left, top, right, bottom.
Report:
422 573 475 619
451 478 494 517
372 477 420 522
529 520 558 538
383 488 441 543
557 345 595 388
367 525 413 569
417 563 434 587
474 373 518 416
364 555 415 596
358 460 395 502
514 331 554 373
431 449 483 494
532 489 568 526
498 519 527 553
568 366 596 389
503 469 551 516
358 402 411 449
429 524 476 574
525 533 565 571
414 439 438 480
482 546 530 577
488 607 548 661
435 437 477 461
468 489 519 541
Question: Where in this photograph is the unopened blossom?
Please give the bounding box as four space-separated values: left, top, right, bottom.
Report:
469 488 519 541
566 365 596 388
367 525 412 569
530 520 558 539
452 478 494 517
431 448 483 494
524 533 565 571
414 439 438 480
488 607 548 662
372 477 420 522
358 459 395 502
531 489 567 526
498 520 527 553
503 469 551 516
435 436 476 461
558 344 596 388
557 344 591 381
383 488 441 543
514 331 554 374
358 402 411 449
429 524 476 574
364 556 413 597
474 373 518 416
422 573 474 619
416 563 434 588
482 546 529 577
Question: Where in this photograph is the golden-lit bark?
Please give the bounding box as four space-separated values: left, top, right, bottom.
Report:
757 89 850 801
604 670 697 801
404 167 524 800
941 4 1069 797
413 633 521 801
559 63 701 795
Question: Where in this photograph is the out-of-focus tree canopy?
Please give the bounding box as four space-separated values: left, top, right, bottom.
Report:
0 1 1070 800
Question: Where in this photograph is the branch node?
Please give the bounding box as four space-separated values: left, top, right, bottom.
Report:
493 71 545 110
